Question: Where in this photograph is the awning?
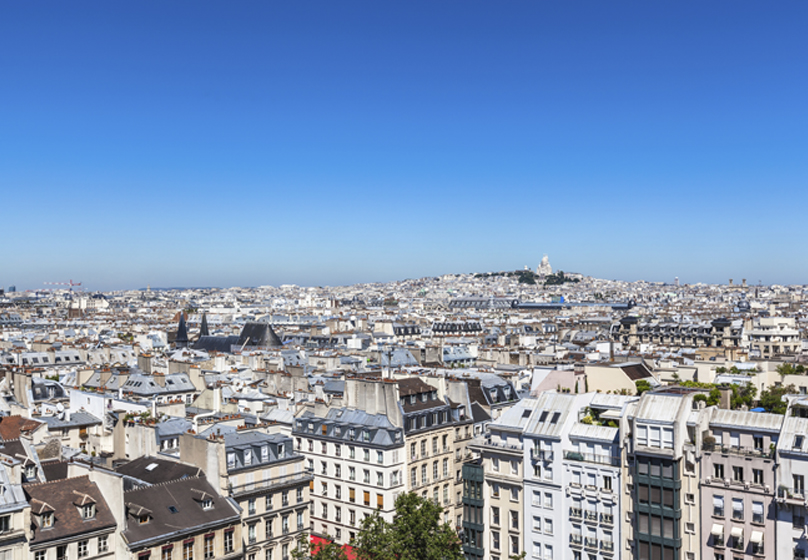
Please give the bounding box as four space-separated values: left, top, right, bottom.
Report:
752 502 764 515
750 531 764 544
713 496 724 508
711 524 724 536
731 527 744 539
733 500 744 511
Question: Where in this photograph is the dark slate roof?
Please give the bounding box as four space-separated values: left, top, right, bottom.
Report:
199 313 210 337
122 477 240 547
192 335 240 353
397 377 434 397
238 322 282 348
41 411 102 430
621 363 653 381
40 460 69 482
175 313 189 346
24 476 116 545
116 456 202 485
470 401 492 424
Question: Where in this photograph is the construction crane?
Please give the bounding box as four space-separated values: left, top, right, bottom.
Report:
44 279 82 291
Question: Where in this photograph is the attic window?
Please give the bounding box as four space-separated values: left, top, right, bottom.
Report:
138 514 149 524
81 504 96 519
42 512 54 528
145 463 159 471
522 410 531 419
202 498 213 510
551 412 561 424
168 506 179 514
539 411 549 423
795 435 804 449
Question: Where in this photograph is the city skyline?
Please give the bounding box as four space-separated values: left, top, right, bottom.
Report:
2 1 807 291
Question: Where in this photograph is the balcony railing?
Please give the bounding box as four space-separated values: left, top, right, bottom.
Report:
584 510 598 522
778 486 807 502
564 450 620 467
703 443 773 459
531 449 554 462
570 507 582 519
570 534 583 546
585 537 598 549
601 540 614 552
229 470 313 498
600 513 614 525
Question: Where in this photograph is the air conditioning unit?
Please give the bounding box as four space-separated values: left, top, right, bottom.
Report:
765 485 771 493
724 479 731 486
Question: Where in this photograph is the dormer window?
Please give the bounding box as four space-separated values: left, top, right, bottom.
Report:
261 446 269 462
81 504 96 519
278 445 285 460
42 513 54 528
25 466 36 480
202 498 213 510
410 395 415 405
138 514 149 524
244 449 252 466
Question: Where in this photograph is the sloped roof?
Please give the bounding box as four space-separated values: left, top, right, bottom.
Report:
24 476 116 545
116 456 202 484
122 477 239 546
0 415 44 441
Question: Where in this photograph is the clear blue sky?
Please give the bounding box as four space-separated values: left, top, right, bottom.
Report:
2 2 806 291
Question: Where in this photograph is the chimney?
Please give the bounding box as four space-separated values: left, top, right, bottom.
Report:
729 279 733 286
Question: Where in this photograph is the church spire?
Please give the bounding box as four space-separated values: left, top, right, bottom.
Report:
199 312 210 337
175 312 189 348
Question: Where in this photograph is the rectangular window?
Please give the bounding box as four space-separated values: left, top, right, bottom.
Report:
204 535 214 560
511 510 519 529
78 540 89 558
713 495 725 517
733 466 744 483
753 469 764 485
183 541 193 560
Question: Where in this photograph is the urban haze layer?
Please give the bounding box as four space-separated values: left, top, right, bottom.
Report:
0 256 806 560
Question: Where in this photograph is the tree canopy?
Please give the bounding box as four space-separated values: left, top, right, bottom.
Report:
759 384 796 415
353 492 463 560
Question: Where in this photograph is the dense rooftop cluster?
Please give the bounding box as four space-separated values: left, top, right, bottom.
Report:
1 263 808 560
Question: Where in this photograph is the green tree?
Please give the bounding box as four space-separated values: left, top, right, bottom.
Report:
353 493 463 560
777 363 798 378
291 534 350 560
759 384 796 415
635 380 652 395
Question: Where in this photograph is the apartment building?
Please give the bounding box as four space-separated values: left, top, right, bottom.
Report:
700 409 781 560
400 377 459 523
775 399 808 560
293 406 405 545
744 317 801 359
626 391 707 560
293 379 406 545
564 393 633 560
180 429 311 560
467 398 531 560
